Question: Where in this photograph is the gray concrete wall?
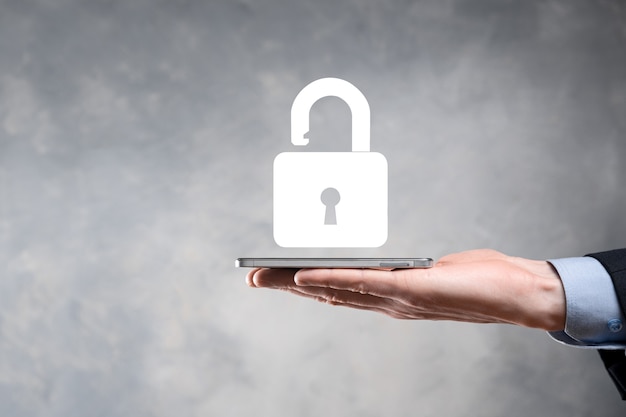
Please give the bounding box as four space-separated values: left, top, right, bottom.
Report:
1 0 625 415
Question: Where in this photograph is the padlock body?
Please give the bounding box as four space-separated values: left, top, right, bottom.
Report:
273 152 387 247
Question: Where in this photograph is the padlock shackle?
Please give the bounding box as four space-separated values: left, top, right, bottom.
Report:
291 77 370 152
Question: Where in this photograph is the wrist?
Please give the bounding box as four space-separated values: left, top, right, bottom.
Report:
517 260 566 331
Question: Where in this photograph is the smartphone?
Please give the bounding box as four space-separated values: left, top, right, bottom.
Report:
235 257 433 269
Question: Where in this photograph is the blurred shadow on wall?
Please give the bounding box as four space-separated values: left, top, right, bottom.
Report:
604 139 626 249
588 0 626 252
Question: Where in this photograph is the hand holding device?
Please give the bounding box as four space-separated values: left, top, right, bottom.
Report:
245 249 566 331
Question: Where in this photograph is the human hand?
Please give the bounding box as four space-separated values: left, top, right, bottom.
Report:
246 249 566 331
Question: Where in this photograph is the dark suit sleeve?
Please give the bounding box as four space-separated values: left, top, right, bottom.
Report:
587 249 626 400
587 249 626 314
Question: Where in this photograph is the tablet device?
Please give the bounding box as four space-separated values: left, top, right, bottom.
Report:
235 258 433 269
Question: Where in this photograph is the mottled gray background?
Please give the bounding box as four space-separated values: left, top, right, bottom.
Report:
1 0 625 415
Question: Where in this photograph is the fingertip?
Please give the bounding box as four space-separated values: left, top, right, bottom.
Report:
246 268 261 287
293 269 306 286
294 268 317 286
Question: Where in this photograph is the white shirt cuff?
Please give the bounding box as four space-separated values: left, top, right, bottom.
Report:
547 256 626 348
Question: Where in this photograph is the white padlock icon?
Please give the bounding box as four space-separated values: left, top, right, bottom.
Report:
273 77 388 248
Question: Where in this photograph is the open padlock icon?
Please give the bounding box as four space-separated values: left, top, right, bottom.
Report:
273 77 388 248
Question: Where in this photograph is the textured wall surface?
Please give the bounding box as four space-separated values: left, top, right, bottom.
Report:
1 0 625 415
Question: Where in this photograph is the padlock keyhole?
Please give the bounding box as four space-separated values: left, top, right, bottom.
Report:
321 187 340 225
